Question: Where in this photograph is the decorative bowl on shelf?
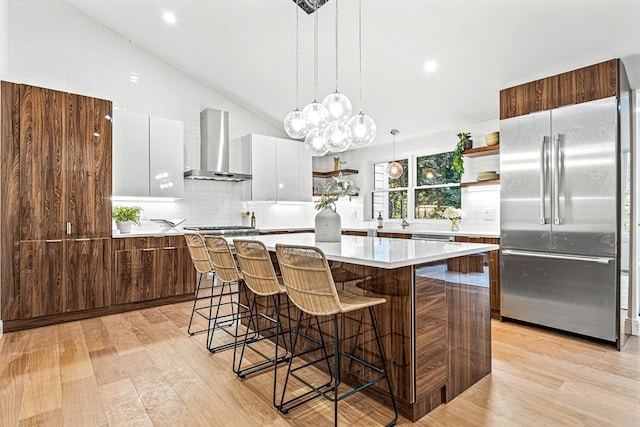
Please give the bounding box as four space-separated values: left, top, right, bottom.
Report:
477 171 499 181
485 131 499 146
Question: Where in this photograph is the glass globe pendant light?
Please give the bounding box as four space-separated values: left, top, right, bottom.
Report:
322 0 352 124
387 129 404 179
304 127 330 156
323 121 350 152
283 1 309 139
346 0 376 148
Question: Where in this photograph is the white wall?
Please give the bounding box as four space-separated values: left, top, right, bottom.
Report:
7 0 287 228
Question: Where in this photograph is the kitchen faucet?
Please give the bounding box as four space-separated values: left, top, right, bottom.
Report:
400 193 409 229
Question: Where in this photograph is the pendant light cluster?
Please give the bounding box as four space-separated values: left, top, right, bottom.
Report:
283 0 376 156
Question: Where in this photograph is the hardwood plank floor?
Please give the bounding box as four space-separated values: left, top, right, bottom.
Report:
0 301 638 426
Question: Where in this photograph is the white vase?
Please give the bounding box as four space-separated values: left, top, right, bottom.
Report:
315 206 342 242
116 220 133 234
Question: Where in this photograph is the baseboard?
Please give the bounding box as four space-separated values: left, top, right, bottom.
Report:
624 318 639 335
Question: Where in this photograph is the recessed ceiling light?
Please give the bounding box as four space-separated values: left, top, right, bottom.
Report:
163 11 176 24
424 60 437 73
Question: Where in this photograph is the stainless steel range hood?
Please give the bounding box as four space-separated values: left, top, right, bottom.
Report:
183 108 252 181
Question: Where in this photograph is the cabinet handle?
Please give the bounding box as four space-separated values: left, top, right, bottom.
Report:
142 248 155 252
45 239 63 243
66 222 72 235
164 246 176 250
75 238 91 242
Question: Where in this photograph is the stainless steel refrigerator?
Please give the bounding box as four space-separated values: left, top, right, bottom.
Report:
500 96 628 345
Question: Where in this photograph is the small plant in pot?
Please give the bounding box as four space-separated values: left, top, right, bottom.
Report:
112 205 142 234
453 132 472 175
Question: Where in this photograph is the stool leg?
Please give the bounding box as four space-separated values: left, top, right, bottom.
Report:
369 306 398 427
333 313 340 427
187 272 203 335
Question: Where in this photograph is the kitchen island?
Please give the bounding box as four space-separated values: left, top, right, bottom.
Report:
230 233 498 421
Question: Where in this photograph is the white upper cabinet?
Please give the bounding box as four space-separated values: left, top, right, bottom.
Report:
113 111 184 198
242 134 311 202
149 116 184 197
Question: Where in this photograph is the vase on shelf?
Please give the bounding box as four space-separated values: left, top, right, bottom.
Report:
315 205 342 242
449 218 460 232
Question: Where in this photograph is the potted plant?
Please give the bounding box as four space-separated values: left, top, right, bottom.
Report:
112 205 142 234
453 132 472 175
314 174 358 242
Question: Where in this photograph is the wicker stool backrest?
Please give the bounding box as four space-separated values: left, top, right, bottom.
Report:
234 239 283 296
204 235 241 283
275 244 341 316
184 233 214 274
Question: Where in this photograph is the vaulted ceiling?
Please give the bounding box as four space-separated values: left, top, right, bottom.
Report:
64 0 640 145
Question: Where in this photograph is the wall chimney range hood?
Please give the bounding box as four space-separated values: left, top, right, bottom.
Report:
183 108 252 181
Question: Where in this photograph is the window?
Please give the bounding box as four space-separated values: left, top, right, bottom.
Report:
415 152 461 219
372 160 408 219
372 152 460 220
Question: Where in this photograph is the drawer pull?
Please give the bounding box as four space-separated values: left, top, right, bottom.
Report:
142 248 155 252
45 239 63 243
164 246 176 250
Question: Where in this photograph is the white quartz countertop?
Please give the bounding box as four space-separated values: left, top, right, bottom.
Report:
229 233 499 269
112 229 185 238
258 226 499 239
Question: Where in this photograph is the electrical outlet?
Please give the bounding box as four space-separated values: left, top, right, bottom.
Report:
484 209 496 221
351 210 357 219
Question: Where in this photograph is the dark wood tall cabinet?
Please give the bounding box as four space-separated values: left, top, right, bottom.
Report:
1 81 113 320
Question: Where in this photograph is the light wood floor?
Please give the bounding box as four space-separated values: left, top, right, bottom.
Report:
1 301 639 426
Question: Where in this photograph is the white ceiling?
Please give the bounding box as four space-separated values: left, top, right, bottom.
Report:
64 0 640 145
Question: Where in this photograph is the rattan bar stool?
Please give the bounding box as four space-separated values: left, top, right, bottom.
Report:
203 235 255 353
275 244 398 427
232 239 293 407
184 234 218 343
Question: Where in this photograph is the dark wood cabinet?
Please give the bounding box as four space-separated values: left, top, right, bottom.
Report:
113 236 196 305
19 240 66 318
454 236 500 316
499 59 620 120
376 231 412 239
19 85 67 241
2 81 113 322
67 238 112 311
341 230 368 237
67 94 113 238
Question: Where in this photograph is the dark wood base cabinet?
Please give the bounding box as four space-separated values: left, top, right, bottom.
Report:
19 238 112 319
113 236 196 305
454 236 500 317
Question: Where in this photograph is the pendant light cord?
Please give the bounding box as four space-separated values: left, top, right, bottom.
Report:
358 0 363 113
313 0 319 102
295 0 300 109
335 0 339 92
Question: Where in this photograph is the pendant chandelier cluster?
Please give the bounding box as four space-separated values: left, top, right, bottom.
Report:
283 0 376 156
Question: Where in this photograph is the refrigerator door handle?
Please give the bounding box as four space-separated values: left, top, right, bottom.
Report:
502 249 613 264
539 135 548 225
552 133 561 225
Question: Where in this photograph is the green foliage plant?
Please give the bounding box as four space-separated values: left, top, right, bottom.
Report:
112 205 142 225
453 132 471 175
315 174 359 210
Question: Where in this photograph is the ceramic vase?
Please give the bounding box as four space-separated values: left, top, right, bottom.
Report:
116 220 133 234
315 206 341 242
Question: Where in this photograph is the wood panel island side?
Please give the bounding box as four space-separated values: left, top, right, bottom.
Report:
229 233 498 422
